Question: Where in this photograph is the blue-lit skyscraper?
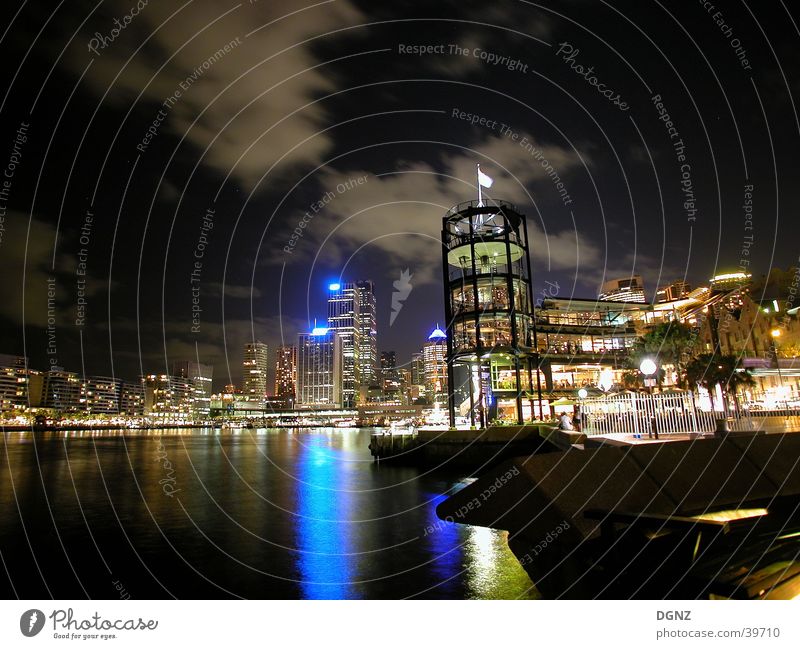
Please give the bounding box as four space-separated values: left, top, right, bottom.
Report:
327 282 360 407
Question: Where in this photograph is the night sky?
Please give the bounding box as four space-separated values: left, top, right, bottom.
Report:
0 0 798 390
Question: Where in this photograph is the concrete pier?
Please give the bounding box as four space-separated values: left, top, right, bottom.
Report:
436 430 800 598
369 424 557 469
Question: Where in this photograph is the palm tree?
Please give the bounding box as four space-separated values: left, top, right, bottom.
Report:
629 321 696 388
684 353 755 411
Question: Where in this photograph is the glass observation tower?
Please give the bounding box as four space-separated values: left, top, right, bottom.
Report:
441 199 543 427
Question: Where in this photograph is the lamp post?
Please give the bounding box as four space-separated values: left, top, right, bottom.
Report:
639 358 659 439
576 388 587 432
771 329 786 408
639 358 658 394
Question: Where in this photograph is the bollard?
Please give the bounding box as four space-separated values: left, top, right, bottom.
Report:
714 418 730 437
649 416 659 440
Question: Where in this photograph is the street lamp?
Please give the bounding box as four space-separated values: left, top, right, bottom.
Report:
771 329 785 404
640 358 658 393
639 357 659 439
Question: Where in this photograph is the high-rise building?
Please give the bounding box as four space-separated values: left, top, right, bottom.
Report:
242 341 268 401
327 283 361 407
380 350 398 391
423 326 448 405
380 351 396 373
171 361 213 416
355 280 378 388
599 275 647 303
274 345 297 404
297 325 342 408
410 351 425 387
656 280 692 303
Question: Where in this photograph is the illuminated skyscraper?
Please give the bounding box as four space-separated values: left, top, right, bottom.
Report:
411 351 425 387
327 282 360 407
380 351 396 374
355 280 378 388
423 326 448 405
274 345 297 404
242 341 268 401
297 325 342 408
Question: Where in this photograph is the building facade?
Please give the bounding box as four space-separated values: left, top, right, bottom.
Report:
42 369 83 411
171 361 213 416
80 376 122 414
423 327 448 405
327 283 361 407
599 275 647 303
297 327 342 408
142 374 194 421
656 280 692 303
242 341 268 401
0 354 34 411
274 345 297 405
442 199 539 426
119 381 145 416
355 280 378 388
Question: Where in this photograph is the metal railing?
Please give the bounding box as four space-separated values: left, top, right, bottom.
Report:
580 392 757 437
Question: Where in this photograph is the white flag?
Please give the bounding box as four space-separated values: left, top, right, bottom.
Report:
477 168 493 188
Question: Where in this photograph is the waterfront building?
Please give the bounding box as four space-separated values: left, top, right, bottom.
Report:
242 341 268 402
355 280 378 388
274 345 297 405
80 376 122 414
441 199 539 426
171 361 213 416
327 283 361 407
534 297 644 397
655 279 692 303
142 374 193 422
297 325 342 408
423 326 448 405
42 369 83 411
0 354 34 411
119 381 145 416
599 275 647 303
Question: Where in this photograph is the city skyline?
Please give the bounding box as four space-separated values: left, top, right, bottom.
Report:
2 1 798 389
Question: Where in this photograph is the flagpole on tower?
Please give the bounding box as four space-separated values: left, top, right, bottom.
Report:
476 163 483 207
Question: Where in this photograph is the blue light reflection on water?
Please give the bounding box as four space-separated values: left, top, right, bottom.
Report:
0 428 535 599
294 437 355 599
422 491 464 594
